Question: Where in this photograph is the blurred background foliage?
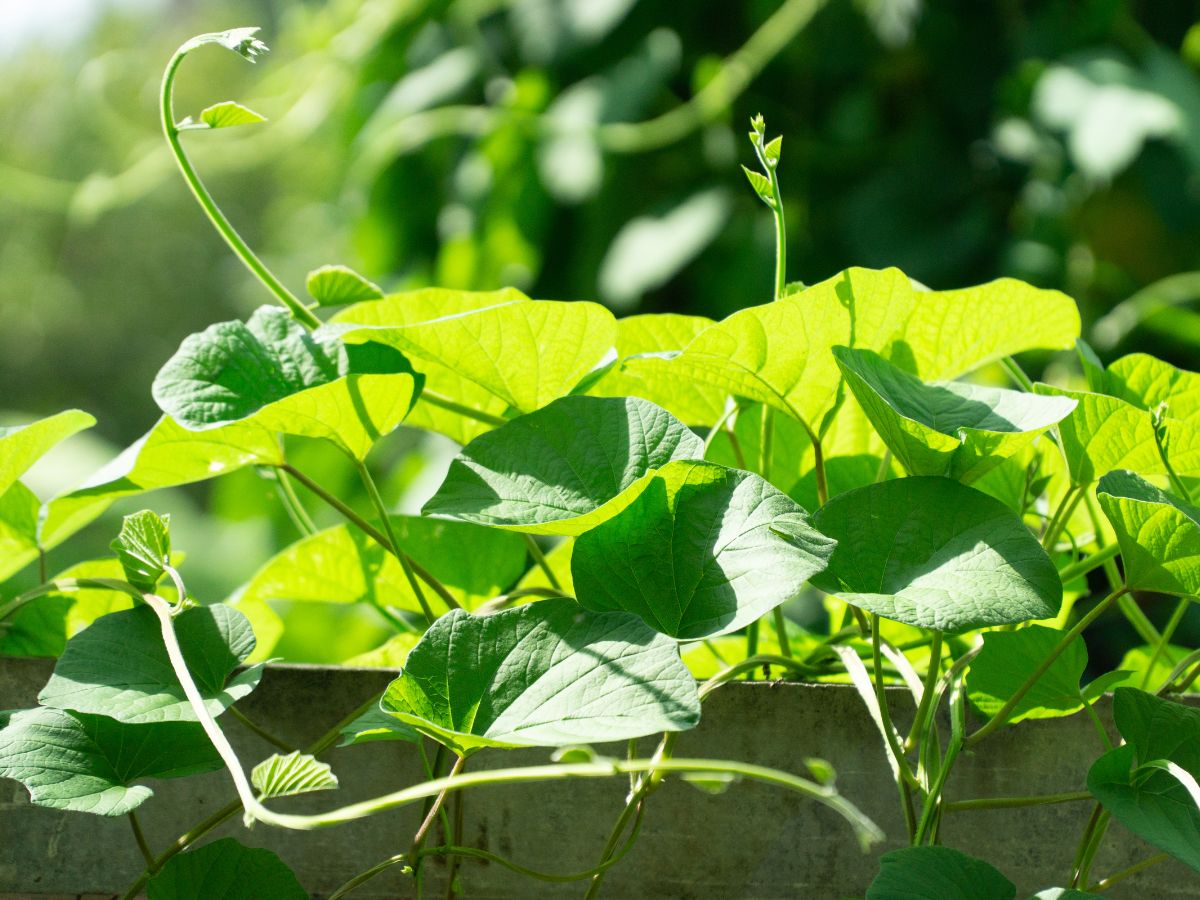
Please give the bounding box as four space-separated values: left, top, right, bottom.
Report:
5 0 1200 660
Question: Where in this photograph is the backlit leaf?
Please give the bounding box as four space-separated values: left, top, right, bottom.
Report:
306 265 383 307
1096 469 1200 596
967 625 1088 724
110 510 171 594
197 100 266 129
1033 386 1161 485
251 751 338 799
0 409 94 499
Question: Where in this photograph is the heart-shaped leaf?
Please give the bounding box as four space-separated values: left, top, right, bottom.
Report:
1102 353 1200 424
866 846 1015 900
967 625 1092 724
152 306 422 459
587 313 726 425
41 415 284 550
306 265 383 307
811 477 1061 632
0 707 220 816
328 293 617 417
0 409 94 498
196 100 266 128
381 598 700 755
251 751 338 800
1088 688 1200 872
423 396 704 535
626 268 1078 437
38 604 263 724
834 346 1075 482
572 460 834 639
147 838 306 900
1096 469 1200 596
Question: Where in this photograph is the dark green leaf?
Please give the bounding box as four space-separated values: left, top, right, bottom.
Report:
866 846 1015 899
147 838 306 899
968 625 1088 724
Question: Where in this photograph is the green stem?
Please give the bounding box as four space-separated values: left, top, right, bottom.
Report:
128 812 155 868
0 577 141 624
420 390 509 428
280 463 459 613
702 398 741 458
1074 810 1112 888
1083 491 1160 645
1043 484 1084 549
942 790 1091 812
1141 596 1190 689
409 755 466 885
871 616 920 793
355 457 437 625
1057 544 1120 584
745 619 760 679
760 406 775 481
1087 852 1170 892
229 706 294 753
444 781 465 900
772 607 793 658
524 534 562 591
1001 356 1036 392
966 587 1128 747
159 39 320 329
273 465 317 536
914 672 965 844
1158 647 1200 695
904 631 943 753
327 853 409 899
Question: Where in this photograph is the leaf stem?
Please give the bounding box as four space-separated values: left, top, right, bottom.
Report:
1057 543 1120 584
914 672 965 844
1042 484 1083 549
128 811 155 868
327 853 409 900
904 631 943 753
702 398 741 458
1141 596 1190 689
159 39 320 329
1087 852 1170 892
229 705 295 753
0 577 142 625
409 755 466 884
1000 356 1035 392
354 457 437 625
523 534 562 591
273 465 317 536
966 586 1128 747
772 607 793 658
280 462 459 613
420 390 509 428
942 790 1091 812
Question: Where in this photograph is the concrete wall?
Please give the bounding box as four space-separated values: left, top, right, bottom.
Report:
1 656 1195 899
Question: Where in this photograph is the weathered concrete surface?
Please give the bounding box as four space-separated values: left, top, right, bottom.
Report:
1 656 1196 899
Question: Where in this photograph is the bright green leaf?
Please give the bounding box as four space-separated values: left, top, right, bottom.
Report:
110 510 171 594
866 846 1015 900
306 265 383 307
573 460 834 639
381 598 700 755
587 313 726 426
1033 386 1161 486
811 477 1061 632
834 346 1075 482
42 415 283 549
1088 688 1200 872
423 396 704 535
0 707 220 816
197 100 266 129
251 751 338 799
967 625 1088 724
742 165 773 204
0 480 43 583
152 306 422 459
0 409 94 499
38 604 262 724
338 705 420 747
328 293 616 415
147 838 306 900
1115 643 1200 694
1097 469 1200 596
1103 353 1200 424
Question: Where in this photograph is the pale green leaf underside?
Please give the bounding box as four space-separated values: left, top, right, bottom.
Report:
328 291 617 415
197 100 266 128
306 265 383 307
834 346 1075 482
0 409 94 499
381 598 700 755
967 625 1088 723
1088 689 1200 872
866 846 1015 900
587 312 726 426
423 395 705 536
147 838 307 900
573 460 834 639
41 415 283 551
812 476 1061 632
1097 469 1200 597
251 751 338 799
111 510 171 594
39 604 262 724
0 707 220 816
626 268 1079 435
152 306 421 459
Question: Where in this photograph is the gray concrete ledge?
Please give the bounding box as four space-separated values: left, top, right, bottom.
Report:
1 656 1196 899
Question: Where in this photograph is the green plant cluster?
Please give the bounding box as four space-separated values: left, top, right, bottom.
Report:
5 26 1200 899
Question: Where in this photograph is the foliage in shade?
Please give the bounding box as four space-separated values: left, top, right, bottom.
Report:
572 460 834 639
811 477 1061 632
146 838 307 899
866 846 1016 899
